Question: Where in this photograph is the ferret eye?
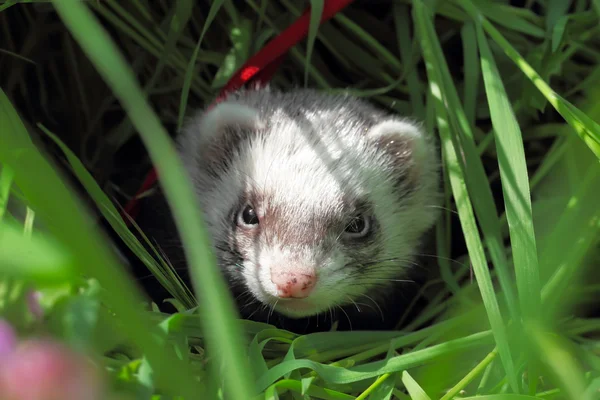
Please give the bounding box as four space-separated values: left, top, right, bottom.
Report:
238 204 259 226
343 214 371 239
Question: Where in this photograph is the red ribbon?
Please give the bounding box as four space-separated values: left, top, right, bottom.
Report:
122 0 355 222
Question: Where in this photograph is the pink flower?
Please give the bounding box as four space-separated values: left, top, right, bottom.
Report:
0 339 105 400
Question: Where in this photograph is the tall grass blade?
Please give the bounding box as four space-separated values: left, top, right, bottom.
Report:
50 1 256 398
458 0 600 159
402 371 432 400
394 4 425 120
414 0 521 325
461 21 479 128
475 23 542 319
0 165 13 221
256 331 493 391
178 0 225 131
0 87 203 398
0 220 75 284
37 123 195 308
525 321 589 400
305 0 324 87
413 0 519 393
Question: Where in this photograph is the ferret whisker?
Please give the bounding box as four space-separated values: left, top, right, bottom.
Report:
344 257 419 269
357 293 384 322
358 278 416 283
352 301 378 314
414 253 467 268
346 296 361 313
267 300 279 323
373 259 419 267
425 205 458 215
235 289 253 302
240 292 260 307
257 301 268 315
336 305 353 331
246 307 260 320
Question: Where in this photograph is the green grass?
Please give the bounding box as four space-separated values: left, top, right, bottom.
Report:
0 1 599 399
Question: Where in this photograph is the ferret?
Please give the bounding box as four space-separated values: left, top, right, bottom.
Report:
135 87 441 332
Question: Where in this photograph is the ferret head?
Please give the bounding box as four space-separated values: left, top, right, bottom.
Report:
177 89 441 319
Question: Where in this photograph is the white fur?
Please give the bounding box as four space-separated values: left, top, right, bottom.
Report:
176 88 441 318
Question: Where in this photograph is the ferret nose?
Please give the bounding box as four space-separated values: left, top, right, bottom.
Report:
270 271 316 299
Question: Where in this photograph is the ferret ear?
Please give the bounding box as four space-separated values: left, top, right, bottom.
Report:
366 119 434 187
178 102 264 175
196 102 264 141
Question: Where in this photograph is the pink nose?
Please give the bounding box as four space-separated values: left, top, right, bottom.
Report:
270 271 316 299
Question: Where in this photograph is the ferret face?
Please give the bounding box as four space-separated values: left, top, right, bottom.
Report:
177 89 440 319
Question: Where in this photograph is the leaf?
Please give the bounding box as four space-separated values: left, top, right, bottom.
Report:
394 3 425 119
333 14 402 73
524 321 588 400
413 0 520 393
461 395 541 399
37 123 195 308
0 165 14 221
458 0 600 159
364 338 398 400
265 379 354 400
365 376 395 400
178 0 225 130
305 0 324 87
50 1 256 397
53 295 101 351
255 331 492 391
300 376 315 395
137 357 156 398
545 0 570 33
475 22 542 320
1 49 203 400
440 347 499 400
0 221 76 284
247 335 270 378
212 18 253 89
551 15 569 53
461 21 480 128
402 371 431 400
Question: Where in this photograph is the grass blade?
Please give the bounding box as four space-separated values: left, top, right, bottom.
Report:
0 86 202 399
525 321 589 400
475 23 542 319
305 0 324 87
0 220 76 284
256 331 493 391
37 123 195 308
0 164 14 221
458 0 600 159
440 347 499 400
50 1 256 398
461 21 480 128
394 3 425 120
402 371 432 400
413 0 519 393
415 0 521 325
178 0 225 131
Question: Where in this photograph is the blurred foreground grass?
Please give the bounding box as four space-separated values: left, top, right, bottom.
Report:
0 0 599 399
